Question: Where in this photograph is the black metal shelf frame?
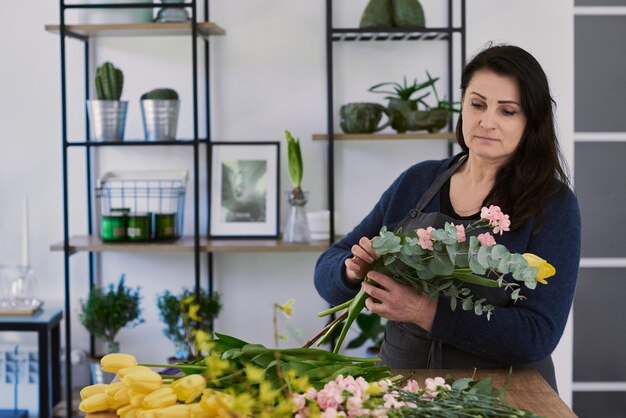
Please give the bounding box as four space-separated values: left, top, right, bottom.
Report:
57 1 214 416
324 0 466 244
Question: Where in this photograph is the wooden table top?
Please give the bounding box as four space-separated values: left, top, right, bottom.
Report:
85 368 576 418
398 368 577 418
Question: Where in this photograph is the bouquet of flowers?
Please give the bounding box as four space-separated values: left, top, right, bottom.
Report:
79 351 544 418
311 206 555 354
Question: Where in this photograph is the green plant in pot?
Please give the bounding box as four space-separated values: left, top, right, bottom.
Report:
347 312 387 356
412 71 461 133
283 130 312 243
79 274 144 354
157 287 221 361
368 76 436 133
87 61 127 141
140 88 181 141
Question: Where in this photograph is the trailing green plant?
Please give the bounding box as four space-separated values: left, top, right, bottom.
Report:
141 88 179 100
94 61 124 101
79 274 144 353
284 130 304 196
156 287 221 359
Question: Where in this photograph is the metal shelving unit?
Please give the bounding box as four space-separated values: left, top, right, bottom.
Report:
50 2 221 416
321 0 466 244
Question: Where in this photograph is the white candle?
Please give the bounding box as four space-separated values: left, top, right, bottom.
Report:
22 196 29 268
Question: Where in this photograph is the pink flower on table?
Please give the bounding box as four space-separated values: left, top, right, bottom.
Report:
417 227 436 250
478 232 497 247
480 205 511 235
304 387 318 401
322 408 346 418
317 384 343 411
404 379 420 393
455 224 466 243
422 377 451 400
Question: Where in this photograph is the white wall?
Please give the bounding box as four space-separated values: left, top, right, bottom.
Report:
0 0 574 403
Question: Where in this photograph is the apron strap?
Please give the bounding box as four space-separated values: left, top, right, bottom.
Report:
413 154 467 212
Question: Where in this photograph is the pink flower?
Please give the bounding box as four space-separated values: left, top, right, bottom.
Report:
404 379 420 393
417 227 436 250
477 232 496 247
292 393 306 411
304 387 318 401
455 224 466 243
346 396 365 417
422 377 451 400
317 385 343 411
480 205 511 235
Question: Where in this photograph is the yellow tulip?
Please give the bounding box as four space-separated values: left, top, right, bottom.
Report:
118 365 153 379
124 368 163 393
101 353 138 374
154 404 191 418
80 383 108 400
189 403 210 418
78 392 109 413
137 409 158 418
142 387 177 409
523 253 556 284
129 389 147 407
116 404 136 417
171 374 206 403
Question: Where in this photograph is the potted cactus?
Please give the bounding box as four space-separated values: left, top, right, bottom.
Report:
140 88 180 141
87 61 127 141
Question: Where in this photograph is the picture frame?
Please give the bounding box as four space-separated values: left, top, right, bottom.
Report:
209 141 280 238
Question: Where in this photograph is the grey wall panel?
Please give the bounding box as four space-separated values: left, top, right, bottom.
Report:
573 392 626 418
575 16 626 131
576 0 626 5
573 268 626 381
574 142 626 257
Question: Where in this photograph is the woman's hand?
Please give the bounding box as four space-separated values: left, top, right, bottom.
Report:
363 271 437 332
344 237 380 285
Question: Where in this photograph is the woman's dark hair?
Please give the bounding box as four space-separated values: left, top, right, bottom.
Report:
455 44 570 231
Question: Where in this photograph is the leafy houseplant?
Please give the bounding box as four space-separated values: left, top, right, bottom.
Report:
283 130 311 243
368 76 436 133
140 87 181 141
87 61 128 141
156 287 221 360
410 71 461 133
79 274 144 353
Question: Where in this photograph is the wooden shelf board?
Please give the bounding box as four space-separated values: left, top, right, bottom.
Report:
45 22 225 38
312 132 456 141
50 235 330 253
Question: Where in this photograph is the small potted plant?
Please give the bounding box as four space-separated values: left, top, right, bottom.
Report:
368 76 436 133
283 130 311 243
79 274 144 354
411 71 460 132
87 61 127 141
347 312 387 356
156 287 221 361
140 87 181 141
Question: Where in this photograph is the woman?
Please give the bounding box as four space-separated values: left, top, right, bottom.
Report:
314 44 581 391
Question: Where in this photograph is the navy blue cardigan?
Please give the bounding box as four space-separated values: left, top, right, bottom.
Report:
314 155 581 364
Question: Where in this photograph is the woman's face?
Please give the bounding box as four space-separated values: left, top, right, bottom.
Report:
461 69 527 165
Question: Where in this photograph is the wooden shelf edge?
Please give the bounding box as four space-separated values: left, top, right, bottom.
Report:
45 22 225 38
312 132 456 141
49 235 330 253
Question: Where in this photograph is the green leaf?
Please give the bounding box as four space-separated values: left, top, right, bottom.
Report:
284 130 303 188
477 245 491 268
462 297 474 311
469 256 487 275
428 252 454 275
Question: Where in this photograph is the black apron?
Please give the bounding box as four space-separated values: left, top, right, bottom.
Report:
378 155 558 392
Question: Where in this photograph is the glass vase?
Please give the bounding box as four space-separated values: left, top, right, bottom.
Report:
283 191 312 243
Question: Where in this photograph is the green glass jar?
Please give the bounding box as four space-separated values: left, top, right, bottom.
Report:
127 212 151 241
101 213 127 242
155 213 177 240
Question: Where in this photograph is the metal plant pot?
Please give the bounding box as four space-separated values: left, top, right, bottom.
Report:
140 100 181 141
87 100 128 142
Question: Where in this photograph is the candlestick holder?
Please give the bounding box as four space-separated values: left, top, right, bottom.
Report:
0 265 41 314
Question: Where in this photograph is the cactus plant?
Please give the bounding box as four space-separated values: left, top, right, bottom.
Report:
95 62 124 101
141 88 179 101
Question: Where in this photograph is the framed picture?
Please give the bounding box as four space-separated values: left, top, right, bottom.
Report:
209 141 280 238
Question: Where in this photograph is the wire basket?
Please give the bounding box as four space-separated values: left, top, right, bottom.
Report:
96 170 188 242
